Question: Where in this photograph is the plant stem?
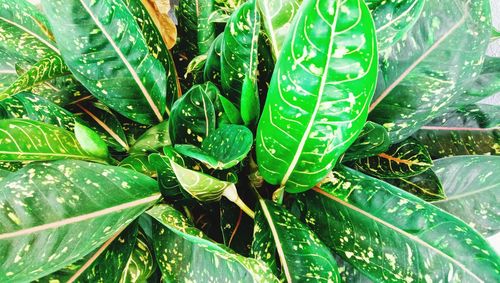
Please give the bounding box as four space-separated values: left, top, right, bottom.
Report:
222 184 255 219
272 185 285 204
234 197 255 219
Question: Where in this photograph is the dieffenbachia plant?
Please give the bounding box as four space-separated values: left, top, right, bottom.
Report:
0 0 498 282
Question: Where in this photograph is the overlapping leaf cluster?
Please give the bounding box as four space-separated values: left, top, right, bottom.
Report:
0 0 498 282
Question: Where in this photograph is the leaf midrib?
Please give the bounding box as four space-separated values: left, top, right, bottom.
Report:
432 183 498 204
312 186 484 282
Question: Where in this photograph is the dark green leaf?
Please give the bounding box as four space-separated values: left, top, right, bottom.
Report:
252 198 340 282
175 125 253 169
432 155 500 237
256 0 378 193
204 34 223 85
42 0 167 125
0 119 107 162
0 160 160 282
147 204 279 282
384 169 446 202
294 166 500 282
349 137 433 178
219 93 242 124
119 154 157 177
148 149 187 198
369 0 491 142
413 104 500 159
130 120 171 154
343 122 390 162
220 0 260 105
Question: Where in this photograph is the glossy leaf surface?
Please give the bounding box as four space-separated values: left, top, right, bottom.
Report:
120 230 156 283
130 120 171 153
369 0 491 142
74 121 110 161
294 166 500 282
252 198 340 282
343 122 390 162
385 169 445 202
42 0 167 125
0 160 160 282
256 0 378 193
147 205 278 282
432 156 500 237
148 149 187 198
350 137 433 178
0 119 107 162
119 154 156 177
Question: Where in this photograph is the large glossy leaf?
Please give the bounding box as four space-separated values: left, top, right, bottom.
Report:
0 92 76 131
120 230 156 283
294 166 500 282
147 204 279 282
175 124 253 169
176 0 215 55
130 120 171 153
257 0 302 58
220 0 260 105
432 156 500 237
256 0 378 193
368 0 491 142
343 121 390 162
169 82 221 146
119 154 156 177
123 0 180 115
42 0 167 125
413 104 500 158
367 0 425 50
0 160 160 282
0 54 70 99
252 198 340 282
385 168 445 202
349 137 433 178
0 119 107 162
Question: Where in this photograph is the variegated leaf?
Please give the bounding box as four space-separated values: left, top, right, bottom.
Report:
369 0 491 142
256 0 378 193
294 166 500 282
148 148 187 198
204 33 223 85
130 120 171 154
343 121 390 162
42 0 167 125
432 155 500 237
120 230 156 283
0 50 18 92
252 198 340 282
384 168 445 202
147 204 279 282
0 160 160 282
349 137 433 178
119 154 157 177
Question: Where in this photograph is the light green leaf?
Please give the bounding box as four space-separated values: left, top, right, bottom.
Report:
219 93 242 124
432 155 500 237
74 121 110 161
130 120 171 154
0 50 18 92
175 125 253 169
147 204 279 282
0 119 107 162
343 121 390 162
349 137 433 178
294 166 500 282
220 0 260 105
0 168 10 182
41 0 167 125
120 230 156 283
257 0 303 58
369 0 491 142
0 160 160 282
240 75 260 126
257 0 378 193
252 198 340 282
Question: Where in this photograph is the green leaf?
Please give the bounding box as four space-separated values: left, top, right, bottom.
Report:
204 33 223 85
256 0 378 193
41 0 167 125
120 230 156 283
146 204 279 282
0 119 107 162
0 54 70 100
169 82 221 146
175 125 253 169
74 101 130 152
219 93 242 124
252 198 340 282
368 0 492 142
220 0 260 105
170 160 233 202
177 0 215 55
335 256 373 283
0 168 10 182
130 120 171 154
257 0 303 58
123 0 180 114
119 154 157 177
294 166 500 282
384 168 445 202
74 121 110 161
0 50 18 92
432 155 500 237
148 149 187 198
349 137 433 178
367 0 425 50
413 104 500 159
240 75 260 126
0 92 76 131
0 160 160 282
343 121 390 162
